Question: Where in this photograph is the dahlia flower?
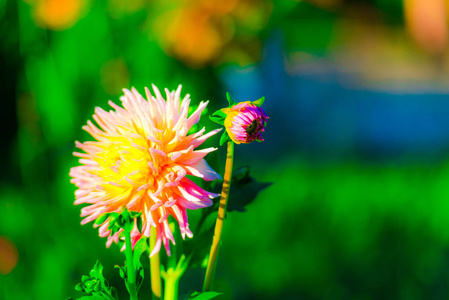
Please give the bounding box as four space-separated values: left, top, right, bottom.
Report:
70 85 221 256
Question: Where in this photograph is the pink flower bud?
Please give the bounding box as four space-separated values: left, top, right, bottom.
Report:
223 101 268 144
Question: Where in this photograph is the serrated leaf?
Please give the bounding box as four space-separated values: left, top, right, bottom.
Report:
226 92 237 107
251 97 265 107
188 291 222 300
219 131 231 146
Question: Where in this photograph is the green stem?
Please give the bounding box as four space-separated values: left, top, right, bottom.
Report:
150 227 162 300
125 229 138 300
203 141 234 292
164 227 179 300
164 275 179 300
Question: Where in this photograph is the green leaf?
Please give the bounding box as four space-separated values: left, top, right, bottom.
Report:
187 291 222 300
209 110 226 125
132 237 147 291
110 287 119 300
75 261 118 300
252 97 265 107
209 115 224 125
227 167 272 212
89 260 103 279
114 265 126 280
233 166 250 182
219 131 231 146
132 238 147 269
226 92 237 107
75 283 83 292
136 265 145 292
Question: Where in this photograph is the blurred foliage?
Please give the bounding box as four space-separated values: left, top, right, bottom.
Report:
2 0 449 299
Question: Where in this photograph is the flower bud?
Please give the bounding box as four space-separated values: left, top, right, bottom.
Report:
223 101 268 144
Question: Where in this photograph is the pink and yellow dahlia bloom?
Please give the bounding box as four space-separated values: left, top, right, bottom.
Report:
70 85 221 256
223 101 268 144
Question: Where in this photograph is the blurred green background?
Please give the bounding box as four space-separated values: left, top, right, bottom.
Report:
3 0 449 299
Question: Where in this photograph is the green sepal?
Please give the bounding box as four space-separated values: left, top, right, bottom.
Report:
94 213 109 225
209 110 226 125
130 211 142 219
226 92 237 107
136 217 143 233
107 213 120 230
219 131 232 146
121 206 131 220
110 226 119 236
252 97 265 107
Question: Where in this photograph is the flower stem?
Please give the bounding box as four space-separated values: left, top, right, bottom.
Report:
164 275 179 300
150 227 162 300
124 228 138 300
203 141 234 292
164 243 179 300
